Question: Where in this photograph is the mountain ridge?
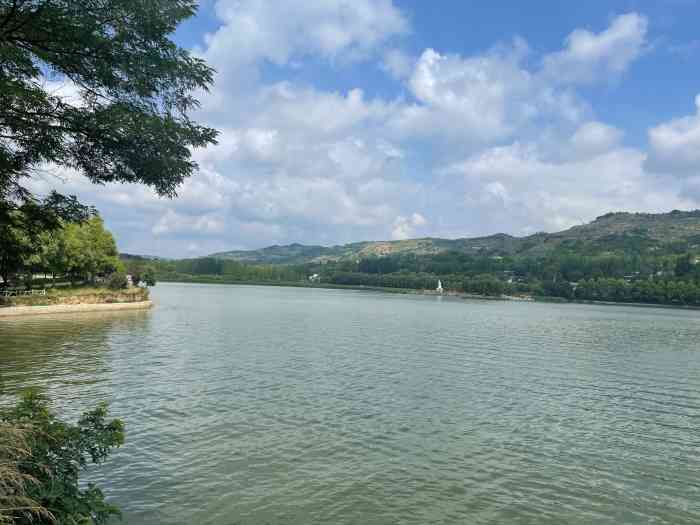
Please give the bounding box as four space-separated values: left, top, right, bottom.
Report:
209 210 700 264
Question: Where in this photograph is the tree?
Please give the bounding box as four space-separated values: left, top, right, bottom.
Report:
58 216 121 283
107 271 128 290
0 194 90 287
675 254 694 278
142 266 156 287
0 0 218 236
0 390 124 525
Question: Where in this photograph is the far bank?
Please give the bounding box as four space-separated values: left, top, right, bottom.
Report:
157 277 700 311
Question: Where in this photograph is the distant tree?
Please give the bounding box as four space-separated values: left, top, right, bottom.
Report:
675 254 694 278
142 267 157 287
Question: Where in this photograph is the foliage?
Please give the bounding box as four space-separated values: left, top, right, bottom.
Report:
0 390 124 525
145 257 305 283
0 0 217 248
0 422 52 524
107 271 128 290
0 213 120 288
142 267 156 287
463 275 506 297
0 196 91 286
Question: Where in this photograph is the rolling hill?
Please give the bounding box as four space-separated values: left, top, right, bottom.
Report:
209 210 700 264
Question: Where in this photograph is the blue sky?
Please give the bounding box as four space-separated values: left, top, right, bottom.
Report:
36 0 700 256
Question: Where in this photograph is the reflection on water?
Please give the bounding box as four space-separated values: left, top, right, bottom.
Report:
0 310 151 411
1 283 700 525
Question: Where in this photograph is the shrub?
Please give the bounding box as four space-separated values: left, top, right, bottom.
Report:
107 272 128 290
142 267 157 287
0 390 124 524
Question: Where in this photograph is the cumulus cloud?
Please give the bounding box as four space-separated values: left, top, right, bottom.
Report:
441 142 688 234
152 210 226 237
381 48 415 79
390 43 587 145
207 0 408 65
542 13 648 84
28 4 699 256
568 121 624 159
392 213 427 240
646 94 700 176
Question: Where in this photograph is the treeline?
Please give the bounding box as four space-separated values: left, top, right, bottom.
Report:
0 214 123 288
370 251 683 283
551 278 700 305
149 242 700 307
152 257 305 282
329 272 442 290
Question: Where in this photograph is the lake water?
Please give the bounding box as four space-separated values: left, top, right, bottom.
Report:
1 282 700 524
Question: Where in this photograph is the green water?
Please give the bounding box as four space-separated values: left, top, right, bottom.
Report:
1 282 699 524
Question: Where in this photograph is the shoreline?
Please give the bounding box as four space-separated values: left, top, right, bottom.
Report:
0 300 153 318
159 278 700 311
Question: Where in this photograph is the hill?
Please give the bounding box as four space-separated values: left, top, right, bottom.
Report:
209 210 700 264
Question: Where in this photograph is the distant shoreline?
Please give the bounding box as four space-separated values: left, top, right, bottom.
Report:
158 278 700 311
0 300 153 318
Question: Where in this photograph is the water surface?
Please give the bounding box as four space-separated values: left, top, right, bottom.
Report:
1 282 699 524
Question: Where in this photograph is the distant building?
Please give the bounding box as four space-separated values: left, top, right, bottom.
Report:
436 280 443 293
126 274 134 287
309 274 320 283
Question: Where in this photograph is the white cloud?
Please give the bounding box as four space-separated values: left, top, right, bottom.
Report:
209 0 408 64
392 212 427 240
381 48 415 79
569 121 624 159
542 13 648 84
647 94 700 175
390 44 587 145
27 5 700 257
152 210 225 237
442 142 689 234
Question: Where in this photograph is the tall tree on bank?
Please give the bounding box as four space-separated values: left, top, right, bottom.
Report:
0 0 218 282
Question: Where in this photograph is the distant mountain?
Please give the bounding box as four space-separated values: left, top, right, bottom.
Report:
209 210 700 264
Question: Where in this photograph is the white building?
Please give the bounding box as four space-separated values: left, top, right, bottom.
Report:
436 280 443 293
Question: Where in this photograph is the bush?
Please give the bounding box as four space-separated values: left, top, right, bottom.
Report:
0 390 124 525
107 272 128 290
143 267 156 287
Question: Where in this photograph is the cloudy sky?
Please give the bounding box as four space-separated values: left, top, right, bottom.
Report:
33 0 700 257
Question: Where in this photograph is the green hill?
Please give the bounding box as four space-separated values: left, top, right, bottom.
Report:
210 210 700 264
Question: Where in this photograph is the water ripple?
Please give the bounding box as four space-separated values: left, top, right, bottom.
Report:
2 283 700 524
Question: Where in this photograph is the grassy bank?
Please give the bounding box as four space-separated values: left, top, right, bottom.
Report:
0 285 149 308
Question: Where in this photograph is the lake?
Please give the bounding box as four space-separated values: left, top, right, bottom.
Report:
1 282 699 524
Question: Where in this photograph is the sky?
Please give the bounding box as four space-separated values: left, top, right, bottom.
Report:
31 0 700 257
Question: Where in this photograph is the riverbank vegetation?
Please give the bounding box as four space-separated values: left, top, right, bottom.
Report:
141 240 700 307
0 212 153 308
1 213 121 288
0 391 123 525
